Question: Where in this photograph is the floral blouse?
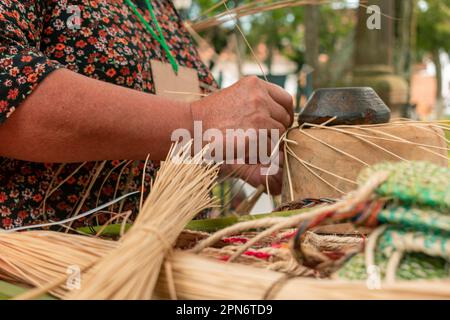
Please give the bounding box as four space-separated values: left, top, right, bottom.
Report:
0 0 215 229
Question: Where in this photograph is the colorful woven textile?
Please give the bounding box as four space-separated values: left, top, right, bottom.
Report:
338 161 450 280
338 249 449 280
358 161 450 211
378 206 450 234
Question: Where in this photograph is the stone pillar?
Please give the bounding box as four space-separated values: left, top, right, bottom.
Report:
350 0 408 116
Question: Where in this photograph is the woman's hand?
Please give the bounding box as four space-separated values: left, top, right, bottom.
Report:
221 152 285 196
191 76 292 196
190 76 293 158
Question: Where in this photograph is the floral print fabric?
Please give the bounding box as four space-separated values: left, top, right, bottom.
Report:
0 0 215 229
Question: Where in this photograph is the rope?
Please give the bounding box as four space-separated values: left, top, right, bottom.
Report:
305 231 364 250
385 250 403 284
190 172 388 264
390 231 450 259
364 225 388 275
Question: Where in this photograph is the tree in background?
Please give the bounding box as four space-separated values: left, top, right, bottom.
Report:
416 0 450 118
190 0 355 89
188 0 232 65
394 0 416 83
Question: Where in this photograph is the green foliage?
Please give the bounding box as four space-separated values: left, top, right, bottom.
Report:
317 5 354 57
190 1 355 71
416 0 450 54
245 7 305 59
188 0 236 54
190 1 449 84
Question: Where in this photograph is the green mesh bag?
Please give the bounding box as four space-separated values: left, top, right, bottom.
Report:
337 161 450 281
337 251 449 281
358 161 450 211
378 206 450 234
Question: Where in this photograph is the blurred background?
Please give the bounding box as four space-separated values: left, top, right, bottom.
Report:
173 0 450 214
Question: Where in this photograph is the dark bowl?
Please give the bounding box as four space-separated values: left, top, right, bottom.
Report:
298 87 391 126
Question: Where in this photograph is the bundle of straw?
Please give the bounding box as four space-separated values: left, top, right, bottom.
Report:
4 238 450 300
0 231 117 298
155 252 450 300
66 143 219 299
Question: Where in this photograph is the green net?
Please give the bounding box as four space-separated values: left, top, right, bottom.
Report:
338 250 449 281
358 161 450 211
338 161 450 281
378 206 450 234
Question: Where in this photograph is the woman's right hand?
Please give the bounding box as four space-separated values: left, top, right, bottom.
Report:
190 76 293 166
190 76 294 140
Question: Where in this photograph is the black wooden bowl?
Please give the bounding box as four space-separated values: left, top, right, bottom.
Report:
298 87 391 126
